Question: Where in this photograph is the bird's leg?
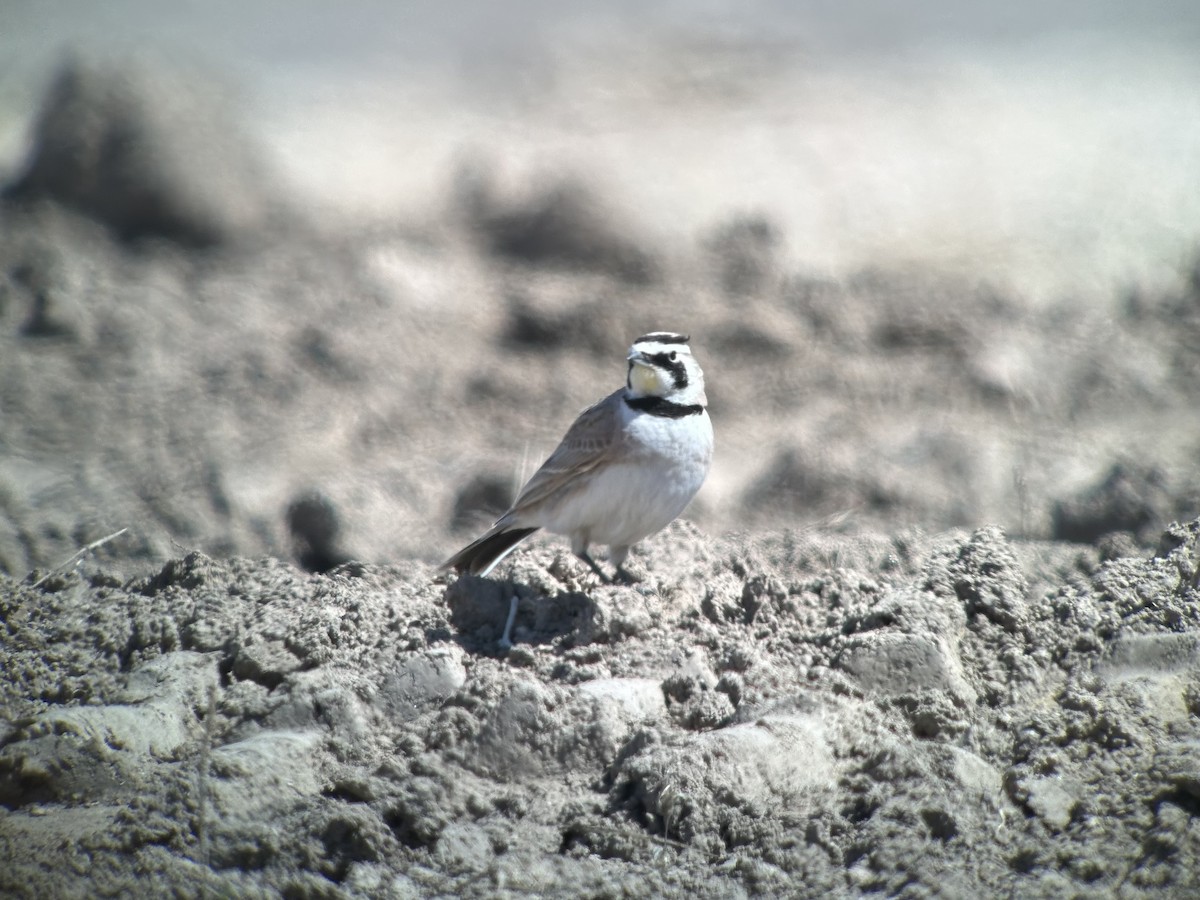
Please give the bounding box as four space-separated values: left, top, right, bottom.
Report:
612 565 638 585
609 545 637 584
575 549 611 582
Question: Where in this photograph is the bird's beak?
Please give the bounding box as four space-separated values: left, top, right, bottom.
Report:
626 350 655 380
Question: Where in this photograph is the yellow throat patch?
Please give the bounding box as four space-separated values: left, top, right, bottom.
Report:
629 362 665 396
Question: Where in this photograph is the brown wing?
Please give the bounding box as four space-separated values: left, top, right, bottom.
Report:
507 389 623 515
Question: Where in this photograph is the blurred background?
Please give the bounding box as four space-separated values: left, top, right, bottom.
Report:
1 1 1199 576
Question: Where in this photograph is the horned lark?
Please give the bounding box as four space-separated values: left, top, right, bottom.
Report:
444 332 713 581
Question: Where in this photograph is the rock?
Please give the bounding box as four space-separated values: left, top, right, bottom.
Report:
612 712 835 849
836 631 976 703
380 647 469 720
1014 774 1080 831
0 651 218 806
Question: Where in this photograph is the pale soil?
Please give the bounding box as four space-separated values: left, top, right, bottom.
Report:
2 51 1200 898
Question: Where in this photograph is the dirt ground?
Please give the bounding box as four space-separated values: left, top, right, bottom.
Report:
2 46 1200 899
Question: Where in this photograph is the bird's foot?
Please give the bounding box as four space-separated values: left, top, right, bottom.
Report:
574 551 641 585
575 550 610 582
612 565 639 585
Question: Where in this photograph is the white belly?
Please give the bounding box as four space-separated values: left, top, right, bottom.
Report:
541 410 713 549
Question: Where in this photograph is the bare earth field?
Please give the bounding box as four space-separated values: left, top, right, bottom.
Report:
2 22 1200 899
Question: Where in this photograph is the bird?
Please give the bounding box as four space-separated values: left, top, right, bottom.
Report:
443 331 713 583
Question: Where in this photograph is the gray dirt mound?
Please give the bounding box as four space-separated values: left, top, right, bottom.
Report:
3 42 1200 900
454 160 658 284
1051 461 1184 545
4 56 282 246
3 519 1200 897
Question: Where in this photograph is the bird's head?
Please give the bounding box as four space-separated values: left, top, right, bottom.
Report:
625 332 707 406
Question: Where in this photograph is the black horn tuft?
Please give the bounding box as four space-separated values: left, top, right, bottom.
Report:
633 332 689 345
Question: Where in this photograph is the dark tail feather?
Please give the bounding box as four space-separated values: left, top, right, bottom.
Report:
442 526 539 576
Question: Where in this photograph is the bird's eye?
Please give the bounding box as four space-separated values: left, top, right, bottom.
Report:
668 351 677 361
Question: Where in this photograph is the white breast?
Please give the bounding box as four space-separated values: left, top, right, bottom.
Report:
540 405 713 548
